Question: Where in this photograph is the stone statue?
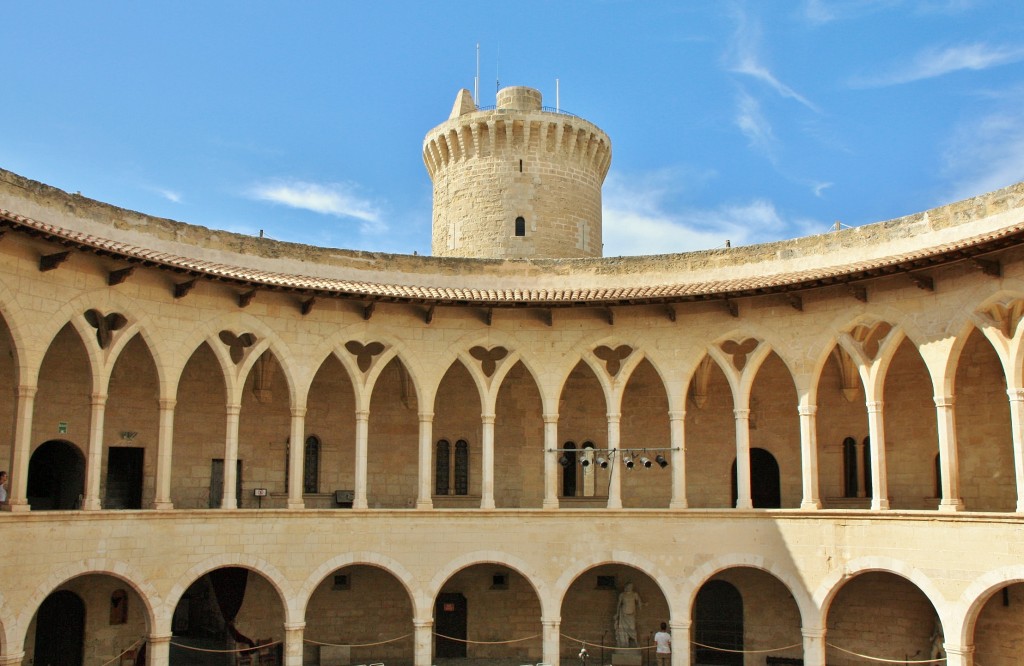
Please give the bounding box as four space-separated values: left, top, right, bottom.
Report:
614 582 644 648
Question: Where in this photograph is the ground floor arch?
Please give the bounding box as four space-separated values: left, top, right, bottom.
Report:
971 581 1024 665
25 574 149 666
170 566 284 664
304 563 414 665
825 571 940 665
434 563 542 663
27 439 84 510
560 564 670 664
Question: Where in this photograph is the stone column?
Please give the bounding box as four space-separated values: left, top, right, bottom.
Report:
670 620 690 666
353 409 369 510
798 403 822 510
82 392 108 510
733 408 753 509
934 395 964 511
543 414 559 509
944 643 974 666
145 633 171 665
417 411 434 509
481 413 495 509
283 621 305 666
669 410 687 509
542 617 560 666
287 407 306 509
607 412 622 509
801 627 826 666
1006 388 1024 512
414 619 433 666
7 384 37 512
220 402 241 509
0 651 25 666
153 399 176 510
866 401 889 510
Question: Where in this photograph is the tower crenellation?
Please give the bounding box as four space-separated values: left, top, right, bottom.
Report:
424 85 612 259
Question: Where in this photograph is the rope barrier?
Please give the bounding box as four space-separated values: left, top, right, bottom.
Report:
827 643 947 663
100 637 145 666
690 640 803 654
433 631 542 645
303 633 412 648
167 639 281 654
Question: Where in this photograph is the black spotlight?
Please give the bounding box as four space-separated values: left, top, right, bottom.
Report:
655 454 668 468
558 454 571 468
596 456 609 469
640 456 652 468
623 454 634 469
580 457 591 467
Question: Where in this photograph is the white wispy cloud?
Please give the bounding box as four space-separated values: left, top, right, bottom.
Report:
942 110 1024 202
735 90 777 158
601 172 823 256
156 188 181 203
802 0 898 25
851 43 1024 87
728 10 819 111
249 180 385 232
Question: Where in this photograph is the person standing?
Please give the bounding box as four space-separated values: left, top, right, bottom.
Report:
654 622 671 666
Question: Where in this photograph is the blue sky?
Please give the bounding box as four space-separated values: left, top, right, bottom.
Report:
4 1 1024 256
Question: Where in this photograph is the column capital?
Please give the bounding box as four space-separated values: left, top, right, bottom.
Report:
355 409 370 420
225 402 241 416
418 411 434 422
798 404 817 416
606 411 621 423
668 409 686 420
542 413 559 424
669 619 691 631
944 643 975 657
801 627 826 639
15 385 37 399
481 413 496 425
1008 388 1024 401
541 617 561 627
90 393 108 407
146 633 173 643
413 619 434 629
158 398 177 411
290 407 307 418
733 408 751 419
284 621 306 631
866 400 883 413
933 395 955 408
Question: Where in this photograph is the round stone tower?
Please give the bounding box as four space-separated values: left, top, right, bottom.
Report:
423 86 612 259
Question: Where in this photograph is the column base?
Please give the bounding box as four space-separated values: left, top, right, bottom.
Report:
871 499 890 510
416 499 434 510
152 501 174 511
669 500 689 509
0 651 25 666
735 499 753 509
286 500 305 510
939 499 965 512
800 500 822 510
480 499 496 510
4 501 30 513
82 497 102 511
542 498 559 510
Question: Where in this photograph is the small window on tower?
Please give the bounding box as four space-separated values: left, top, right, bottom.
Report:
515 216 526 237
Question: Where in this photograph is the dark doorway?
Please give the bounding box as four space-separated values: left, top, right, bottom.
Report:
434 592 467 658
209 459 242 509
561 442 577 497
731 447 781 508
28 440 85 510
694 580 743 665
34 589 85 666
106 447 144 509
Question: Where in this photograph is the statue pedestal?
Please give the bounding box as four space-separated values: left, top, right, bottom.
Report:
611 650 643 666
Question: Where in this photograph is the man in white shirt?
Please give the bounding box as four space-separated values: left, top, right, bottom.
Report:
654 622 671 666
0 470 8 503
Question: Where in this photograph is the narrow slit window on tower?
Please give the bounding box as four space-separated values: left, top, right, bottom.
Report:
515 216 526 237
519 159 523 172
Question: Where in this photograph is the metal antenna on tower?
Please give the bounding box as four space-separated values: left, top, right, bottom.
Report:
556 78 560 113
474 43 480 106
495 44 500 95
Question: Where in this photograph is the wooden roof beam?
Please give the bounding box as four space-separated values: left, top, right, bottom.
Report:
39 251 70 272
108 266 135 286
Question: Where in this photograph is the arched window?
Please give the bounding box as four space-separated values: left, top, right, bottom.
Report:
731 447 781 508
843 437 858 498
515 216 526 237
561 442 577 497
435 440 451 496
454 440 469 495
304 436 320 494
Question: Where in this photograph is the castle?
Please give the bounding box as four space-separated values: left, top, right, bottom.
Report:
0 85 1022 665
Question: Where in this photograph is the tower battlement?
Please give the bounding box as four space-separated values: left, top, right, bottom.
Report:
424 86 612 259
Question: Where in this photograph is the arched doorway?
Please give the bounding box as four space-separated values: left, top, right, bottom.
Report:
694 580 743 665
28 440 85 510
731 448 781 508
33 590 85 665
